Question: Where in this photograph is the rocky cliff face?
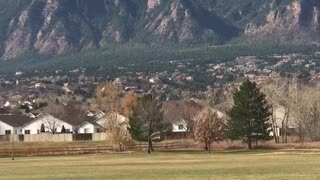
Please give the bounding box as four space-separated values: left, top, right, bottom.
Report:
245 0 320 42
0 0 319 60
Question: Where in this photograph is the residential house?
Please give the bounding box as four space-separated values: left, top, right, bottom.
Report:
77 112 128 134
21 115 73 134
172 119 189 133
0 114 33 135
0 110 127 136
78 121 104 134
162 100 203 133
83 110 105 119
271 106 297 137
83 111 96 117
95 112 127 128
27 112 42 119
163 100 226 134
77 115 104 134
0 114 74 135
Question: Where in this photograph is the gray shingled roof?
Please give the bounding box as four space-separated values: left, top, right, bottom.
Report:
0 115 33 127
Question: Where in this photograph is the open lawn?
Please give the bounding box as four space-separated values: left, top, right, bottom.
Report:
1 150 320 180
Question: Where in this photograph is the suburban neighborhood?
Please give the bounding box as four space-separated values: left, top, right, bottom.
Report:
1 0 320 179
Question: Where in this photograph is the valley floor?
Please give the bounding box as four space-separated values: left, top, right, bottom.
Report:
0 150 320 179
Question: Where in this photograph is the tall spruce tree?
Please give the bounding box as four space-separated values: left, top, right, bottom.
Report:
228 80 271 149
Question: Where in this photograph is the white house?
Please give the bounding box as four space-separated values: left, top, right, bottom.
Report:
0 120 19 135
83 111 95 117
21 115 74 134
78 121 104 134
171 109 226 133
162 100 204 133
0 112 127 136
271 106 297 137
83 110 106 119
172 119 189 132
27 112 42 119
0 115 33 135
95 112 127 129
73 112 127 134
15 71 23 76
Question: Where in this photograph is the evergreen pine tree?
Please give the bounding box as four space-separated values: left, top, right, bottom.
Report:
128 109 145 142
228 79 271 149
61 125 66 133
40 123 45 133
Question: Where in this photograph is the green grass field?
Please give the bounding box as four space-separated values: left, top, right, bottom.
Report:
1 150 320 180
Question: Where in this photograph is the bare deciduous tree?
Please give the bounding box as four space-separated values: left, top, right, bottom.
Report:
43 102 65 119
129 94 166 154
194 107 226 153
262 78 320 142
291 86 320 142
106 113 131 151
42 116 61 134
261 78 299 143
121 92 138 118
91 82 120 113
93 82 132 151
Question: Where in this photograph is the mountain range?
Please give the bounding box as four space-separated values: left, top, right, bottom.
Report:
0 0 319 60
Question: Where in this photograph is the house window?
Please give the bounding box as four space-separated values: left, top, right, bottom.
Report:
178 124 184 130
65 129 70 133
5 130 11 135
95 128 100 133
25 130 31 134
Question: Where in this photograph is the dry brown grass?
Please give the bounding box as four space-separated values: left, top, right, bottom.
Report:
260 141 320 149
0 141 110 150
164 138 320 151
1 151 320 179
2 138 320 153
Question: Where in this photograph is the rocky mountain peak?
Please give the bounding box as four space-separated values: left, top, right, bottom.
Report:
0 0 319 60
245 0 320 41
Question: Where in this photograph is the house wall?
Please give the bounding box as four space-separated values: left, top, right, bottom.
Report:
273 106 296 128
270 127 281 137
172 121 188 133
78 123 95 134
96 113 127 127
22 115 73 134
0 121 15 135
96 118 106 127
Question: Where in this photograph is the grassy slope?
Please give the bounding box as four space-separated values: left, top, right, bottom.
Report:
1 151 320 179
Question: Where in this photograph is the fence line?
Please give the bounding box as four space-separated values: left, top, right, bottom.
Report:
0 146 114 157
0 133 109 142
0 142 187 157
